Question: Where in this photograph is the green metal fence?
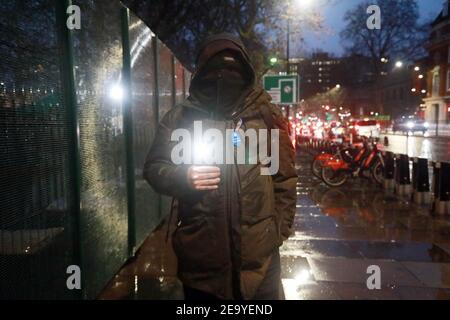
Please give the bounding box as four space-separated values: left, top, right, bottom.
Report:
0 0 190 299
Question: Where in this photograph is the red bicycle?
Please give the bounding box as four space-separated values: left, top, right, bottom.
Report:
321 140 385 187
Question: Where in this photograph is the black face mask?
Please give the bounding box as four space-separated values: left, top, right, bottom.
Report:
194 52 251 115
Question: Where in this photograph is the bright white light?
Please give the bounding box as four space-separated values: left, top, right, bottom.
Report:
294 269 312 285
336 84 341 89
411 88 416 92
194 142 212 164
414 66 420 71
294 0 313 9
418 74 424 79
395 61 403 68
407 121 414 129
109 84 124 102
193 138 220 165
421 89 426 94
424 122 429 128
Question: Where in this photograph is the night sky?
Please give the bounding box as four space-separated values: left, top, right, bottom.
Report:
302 0 445 55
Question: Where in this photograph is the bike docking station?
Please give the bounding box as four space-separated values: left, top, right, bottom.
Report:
299 137 450 216
432 161 450 216
412 157 431 205
395 154 412 197
383 151 396 191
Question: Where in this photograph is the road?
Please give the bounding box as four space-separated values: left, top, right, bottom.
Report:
380 133 450 163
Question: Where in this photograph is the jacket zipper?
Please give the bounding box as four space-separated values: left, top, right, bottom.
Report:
226 119 242 299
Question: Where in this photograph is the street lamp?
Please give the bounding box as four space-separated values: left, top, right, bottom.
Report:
395 61 403 68
269 56 278 66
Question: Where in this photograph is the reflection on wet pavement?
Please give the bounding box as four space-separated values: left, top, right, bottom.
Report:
98 226 184 300
99 151 450 300
281 152 450 300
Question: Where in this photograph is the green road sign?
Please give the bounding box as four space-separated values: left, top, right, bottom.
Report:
263 75 299 105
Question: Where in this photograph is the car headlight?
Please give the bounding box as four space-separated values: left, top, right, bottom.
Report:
424 122 429 128
407 121 414 129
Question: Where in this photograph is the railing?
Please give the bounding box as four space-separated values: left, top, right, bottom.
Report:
0 0 190 299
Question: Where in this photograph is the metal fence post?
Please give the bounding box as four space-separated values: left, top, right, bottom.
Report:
151 35 162 218
121 6 136 257
171 54 176 107
55 0 83 299
152 37 160 123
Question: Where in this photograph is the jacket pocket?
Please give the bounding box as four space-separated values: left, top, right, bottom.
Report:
240 170 275 225
172 217 223 273
240 216 279 270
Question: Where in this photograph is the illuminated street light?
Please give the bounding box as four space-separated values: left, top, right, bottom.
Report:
335 84 341 89
414 66 420 71
421 89 426 94
395 61 403 68
381 57 388 63
269 56 278 66
411 88 416 92
418 74 424 79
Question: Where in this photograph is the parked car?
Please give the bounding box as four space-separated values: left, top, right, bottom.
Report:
392 118 429 134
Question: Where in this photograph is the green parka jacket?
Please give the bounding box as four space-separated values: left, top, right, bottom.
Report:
144 34 297 299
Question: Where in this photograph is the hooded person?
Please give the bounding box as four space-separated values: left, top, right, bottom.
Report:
143 33 297 300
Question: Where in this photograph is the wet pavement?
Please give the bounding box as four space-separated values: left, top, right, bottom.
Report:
98 150 450 300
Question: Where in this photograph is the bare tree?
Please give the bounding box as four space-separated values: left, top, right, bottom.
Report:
123 0 325 78
340 0 430 76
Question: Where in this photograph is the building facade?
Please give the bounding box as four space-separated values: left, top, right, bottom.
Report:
423 0 450 134
289 52 342 100
376 60 427 121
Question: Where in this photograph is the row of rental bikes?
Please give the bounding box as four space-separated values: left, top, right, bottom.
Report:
311 137 386 187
